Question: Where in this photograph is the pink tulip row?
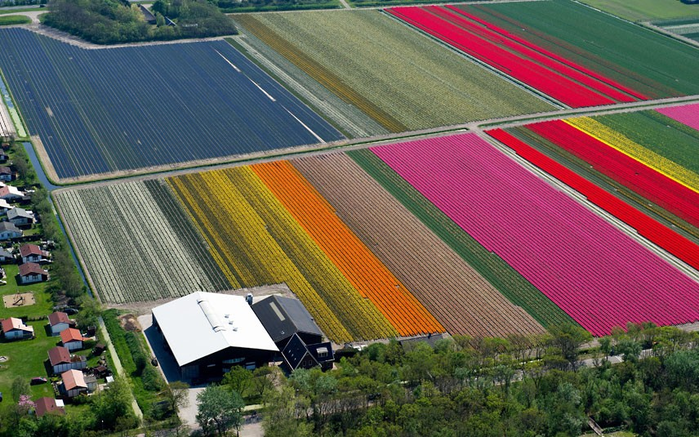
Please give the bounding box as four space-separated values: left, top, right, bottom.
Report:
372 133 699 336
657 103 699 132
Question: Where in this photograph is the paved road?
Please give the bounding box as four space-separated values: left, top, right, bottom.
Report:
98 316 144 420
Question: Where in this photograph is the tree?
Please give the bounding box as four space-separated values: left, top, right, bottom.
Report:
549 324 592 369
11 377 30 402
263 385 312 437
92 376 138 431
222 366 253 397
76 296 102 329
196 385 244 437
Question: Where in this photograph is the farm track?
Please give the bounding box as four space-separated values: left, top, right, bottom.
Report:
292 153 546 338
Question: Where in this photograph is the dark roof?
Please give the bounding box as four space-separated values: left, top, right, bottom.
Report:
8 208 32 220
0 167 11 175
252 296 323 343
35 397 65 417
18 262 47 277
307 341 334 364
48 311 70 326
48 346 70 366
281 333 318 371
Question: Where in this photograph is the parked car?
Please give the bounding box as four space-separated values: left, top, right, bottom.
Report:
30 377 47 385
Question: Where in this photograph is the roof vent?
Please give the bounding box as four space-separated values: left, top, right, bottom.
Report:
198 299 225 332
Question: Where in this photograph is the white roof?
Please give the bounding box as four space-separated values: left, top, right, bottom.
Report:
152 292 278 367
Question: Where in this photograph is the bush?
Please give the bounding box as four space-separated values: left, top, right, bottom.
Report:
142 365 164 392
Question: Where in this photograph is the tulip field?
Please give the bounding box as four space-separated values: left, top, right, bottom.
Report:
388 1 699 106
372 133 699 336
235 10 552 132
486 105 699 272
0 28 342 181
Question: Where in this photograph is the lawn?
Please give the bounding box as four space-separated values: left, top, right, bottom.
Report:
0 15 31 25
0 319 59 401
579 0 699 22
0 261 58 400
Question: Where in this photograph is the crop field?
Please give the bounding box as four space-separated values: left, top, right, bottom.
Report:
372 133 699 336
54 181 231 303
387 5 643 107
0 28 342 181
489 106 699 269
235 10 552 133
579 0 699 22
656 18 699 42
390 0 699 103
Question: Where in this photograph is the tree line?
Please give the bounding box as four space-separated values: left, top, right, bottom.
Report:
42 0 236 45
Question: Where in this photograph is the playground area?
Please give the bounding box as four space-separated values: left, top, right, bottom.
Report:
3 292 35 308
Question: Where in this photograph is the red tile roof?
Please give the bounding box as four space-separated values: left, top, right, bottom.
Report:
60 328 84 344
18 262 47 277
48 346 71 366
1 317 32 333
34 397 65 417
61 369 87 391
48 311 70 326
19 244 42 258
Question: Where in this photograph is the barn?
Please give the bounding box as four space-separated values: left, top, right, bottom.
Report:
151 292 278 380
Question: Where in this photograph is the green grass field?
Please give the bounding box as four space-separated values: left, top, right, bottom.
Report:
0 263 59 401
236 10 552 133
579 0 699 22
462 0 699 99
0 15 31 25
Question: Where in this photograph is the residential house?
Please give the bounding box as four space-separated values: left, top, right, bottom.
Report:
34 398 66 417
19 244 50 264
0 150 7 163
60 328 85 351
0 222 22 241
59 369 88 398
0 185 24 202
1 317 34 340
48 311 74 335
48 346 87 375
18 262 49 284
0 247 13 263
0 198 13 215
7 208 34 227
0 167 14 182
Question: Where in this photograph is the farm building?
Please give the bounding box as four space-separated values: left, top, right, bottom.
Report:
59 369 92 398
60 328 86 351
0 166 15 182
0 185 24 201
1 317 34 340
8 208 35 227
18 262 49 284
281 333 334 372
0 222 21 240
48 346 87 374
151 291 278 380
34 397 65 417
20 244 50 264
48 311 74 335
252 295 324 348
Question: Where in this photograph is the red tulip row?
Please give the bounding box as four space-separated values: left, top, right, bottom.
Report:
386 5 644 107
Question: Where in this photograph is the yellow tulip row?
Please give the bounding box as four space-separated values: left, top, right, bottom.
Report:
567 117 699 193
167 167 399 343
